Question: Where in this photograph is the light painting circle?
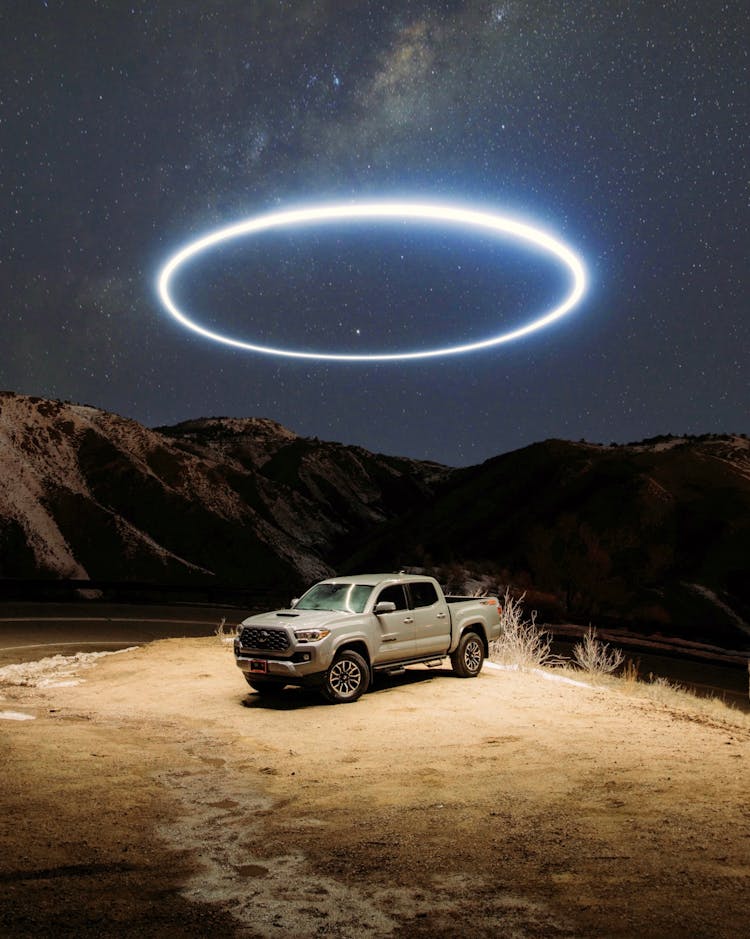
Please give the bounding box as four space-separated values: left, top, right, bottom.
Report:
156 201 588 361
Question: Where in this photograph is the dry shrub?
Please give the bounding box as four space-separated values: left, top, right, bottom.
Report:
628 674 750 730
573 627 624 676
215 617 238 644
620 657 641 685
214 617 228 638
490 591 553 669
641 674 687 702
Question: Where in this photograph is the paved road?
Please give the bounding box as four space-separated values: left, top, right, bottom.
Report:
0 602 248 666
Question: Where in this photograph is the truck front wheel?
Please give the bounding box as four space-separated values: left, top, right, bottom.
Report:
450 631 485 678
322 650 370 704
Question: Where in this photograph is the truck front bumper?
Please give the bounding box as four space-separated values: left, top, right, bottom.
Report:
234 647 326 682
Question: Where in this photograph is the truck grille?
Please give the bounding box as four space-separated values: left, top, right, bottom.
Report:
239 626 290 652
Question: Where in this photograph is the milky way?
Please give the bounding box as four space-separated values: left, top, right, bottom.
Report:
1 2 747 463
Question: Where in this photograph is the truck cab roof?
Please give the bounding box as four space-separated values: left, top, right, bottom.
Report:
321 573 437 587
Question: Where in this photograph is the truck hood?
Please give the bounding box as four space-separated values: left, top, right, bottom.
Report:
240 609 354 630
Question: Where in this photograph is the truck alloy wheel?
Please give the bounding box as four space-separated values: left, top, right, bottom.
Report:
323 650 370 703
451 632 485 678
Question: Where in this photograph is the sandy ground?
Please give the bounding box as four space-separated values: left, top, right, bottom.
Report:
1 638 749 938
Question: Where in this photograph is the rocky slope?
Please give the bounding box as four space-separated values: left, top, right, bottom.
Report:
347 434 750 647
0 392 448 591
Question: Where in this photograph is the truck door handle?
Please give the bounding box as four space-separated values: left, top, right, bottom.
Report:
436 612 447 619
403 616 414 624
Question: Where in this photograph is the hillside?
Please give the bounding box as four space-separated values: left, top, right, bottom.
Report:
0 392 448 591
346 435 750 647
1 392 748 650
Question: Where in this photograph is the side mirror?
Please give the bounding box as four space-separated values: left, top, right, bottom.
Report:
290 598 299 609
374 601 397 615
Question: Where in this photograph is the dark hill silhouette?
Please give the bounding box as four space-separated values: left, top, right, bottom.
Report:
1 392 748 649
343 435 750 648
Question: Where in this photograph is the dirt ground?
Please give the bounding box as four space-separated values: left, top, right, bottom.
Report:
1 638 748 938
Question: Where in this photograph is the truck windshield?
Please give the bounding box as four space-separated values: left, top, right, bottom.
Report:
295 583 373 613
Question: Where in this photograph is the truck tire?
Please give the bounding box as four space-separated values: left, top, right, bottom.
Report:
322 650 370 704
450 631 485 678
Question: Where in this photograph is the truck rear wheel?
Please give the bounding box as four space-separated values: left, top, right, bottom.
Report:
450 631 485 678
322 650 370 704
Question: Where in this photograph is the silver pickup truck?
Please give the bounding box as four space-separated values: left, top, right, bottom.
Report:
234 572 502 703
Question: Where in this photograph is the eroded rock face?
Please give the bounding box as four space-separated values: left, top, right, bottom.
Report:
0 392 450 590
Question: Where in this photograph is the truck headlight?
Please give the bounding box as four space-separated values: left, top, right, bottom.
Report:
294 628 331 643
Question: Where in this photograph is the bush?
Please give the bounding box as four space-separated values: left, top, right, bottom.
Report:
490 591 553 669
215 617 238 643
573 627 624 676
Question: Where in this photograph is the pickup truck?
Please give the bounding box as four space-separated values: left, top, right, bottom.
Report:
234 573 502 703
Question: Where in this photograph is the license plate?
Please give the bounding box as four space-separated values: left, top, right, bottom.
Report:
249 659 268 674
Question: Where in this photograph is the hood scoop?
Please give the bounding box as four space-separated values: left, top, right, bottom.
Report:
275 612 299 617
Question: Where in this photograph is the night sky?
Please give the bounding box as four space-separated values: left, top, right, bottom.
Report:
2 1 747 466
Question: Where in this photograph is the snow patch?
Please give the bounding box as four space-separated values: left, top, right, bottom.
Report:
69 404 102 419
113 513 215 574
158 764 399 937
0 647 139 688
0 710 35 721
624 438 690 452
687 583 750 635
485 661 594 689
650 439 688 452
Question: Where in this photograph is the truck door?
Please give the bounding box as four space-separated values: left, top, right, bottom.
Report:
408 581 452 656
372 584 415 662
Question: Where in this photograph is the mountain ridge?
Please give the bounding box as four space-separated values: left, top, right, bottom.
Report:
345 433 750 646
0 391 448 591
0 391 748 649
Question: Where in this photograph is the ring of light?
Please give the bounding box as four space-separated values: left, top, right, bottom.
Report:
157 202 587 361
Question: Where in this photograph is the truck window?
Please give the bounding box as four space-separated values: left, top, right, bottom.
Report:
409 581 439 608
296 582 373 613
376 584 408 611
